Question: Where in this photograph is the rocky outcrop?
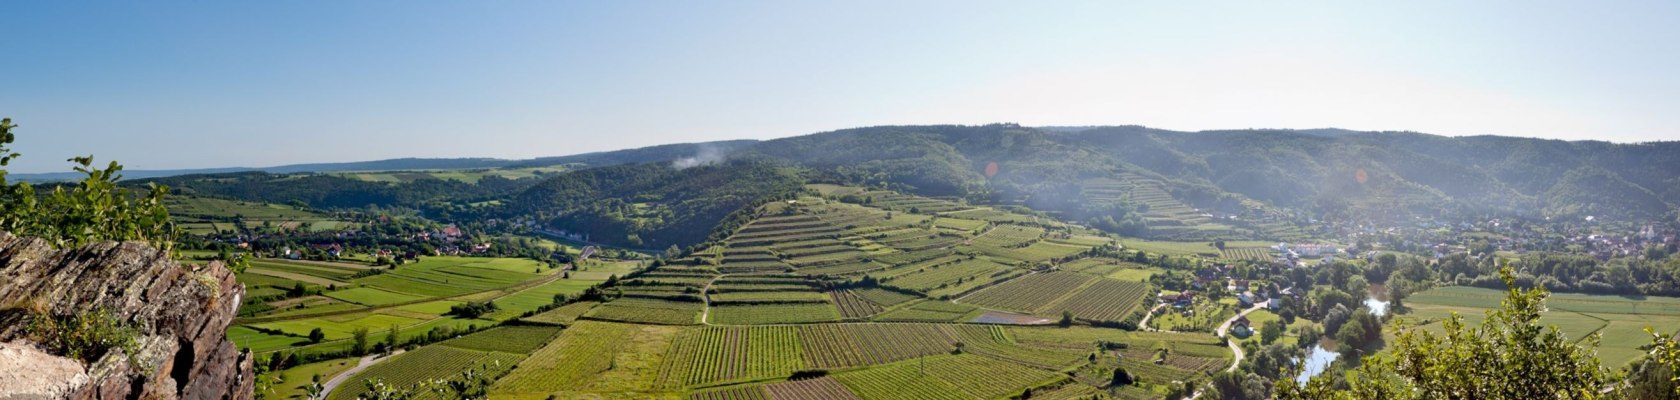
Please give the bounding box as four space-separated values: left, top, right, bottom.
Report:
0 232 253 400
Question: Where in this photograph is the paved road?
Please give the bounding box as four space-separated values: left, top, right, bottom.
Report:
320 350 404 399
1214 304 1266 372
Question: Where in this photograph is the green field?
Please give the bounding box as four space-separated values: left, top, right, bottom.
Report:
269 358 356 399
1118 237 1222 257
231 256 613 357
1402 286 1680 367
166 195 355 234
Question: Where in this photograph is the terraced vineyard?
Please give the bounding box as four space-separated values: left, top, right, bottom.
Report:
330 339 525 400
301 185 1233 400
764 377 862 400
961 272 1094 313
1080 175 1239 240
585 298 705 325
522 301 600 325
831 290 887 318
659 325 806 387
1220 246 1276 261
874 300 982 322
710 303 841 325
883 258 1017 295
833 354 1062 400
1045 278 1152 323
490 321 647 395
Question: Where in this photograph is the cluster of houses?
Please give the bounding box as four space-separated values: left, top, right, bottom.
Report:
1273 242 1341 266
1157 263 1299 338
1332 214 1679 263
1571 225 1679 261
262 224 500 260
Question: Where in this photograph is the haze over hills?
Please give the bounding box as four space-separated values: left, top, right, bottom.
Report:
135 124 1680 250
8 141 758 182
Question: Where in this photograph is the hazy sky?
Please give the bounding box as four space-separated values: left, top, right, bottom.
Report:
3 1 1678 173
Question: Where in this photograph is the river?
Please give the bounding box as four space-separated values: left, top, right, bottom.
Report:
1296 343 1340 383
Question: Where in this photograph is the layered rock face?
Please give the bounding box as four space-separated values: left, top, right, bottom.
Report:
0 232 253 400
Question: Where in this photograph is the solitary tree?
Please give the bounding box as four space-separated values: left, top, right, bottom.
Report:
308 328 325 344
1112 367 1134 386
386 324 400 352
1260 319 1285 345
352 327 371 356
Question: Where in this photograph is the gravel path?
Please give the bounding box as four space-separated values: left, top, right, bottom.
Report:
320 350 404 399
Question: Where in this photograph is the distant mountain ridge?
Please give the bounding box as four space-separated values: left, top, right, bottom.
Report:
729 124 1680 224
106 124 1680 246
10 140 760 181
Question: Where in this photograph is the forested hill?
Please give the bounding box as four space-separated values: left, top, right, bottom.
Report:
507 160 805 249
733 124 1680 224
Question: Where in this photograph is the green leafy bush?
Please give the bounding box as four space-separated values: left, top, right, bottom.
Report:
24 307 140 364
0 118 176 250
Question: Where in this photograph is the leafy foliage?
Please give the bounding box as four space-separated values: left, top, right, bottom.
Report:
447 301 500 319
0 118 176 249
1277 267 1620 399
24 307 140 364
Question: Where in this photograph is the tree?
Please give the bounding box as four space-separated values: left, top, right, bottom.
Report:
1333 320 1367 353
1111 367 1134 386
1260 319 1285 345
305 374 325 399
447 301 500 319
1624 357 1680 400
1296 325 1322 350
1647 328 1680 398
386 324 400 352
1059 310 1075 327
1277 267 1621 399
359 378 419 400
308 328 325 344
352 327 371 356
1322 304 1352 335
1210 370 1272 400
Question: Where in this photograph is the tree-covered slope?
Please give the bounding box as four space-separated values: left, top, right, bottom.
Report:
508 160 805 249
740 125 1679 223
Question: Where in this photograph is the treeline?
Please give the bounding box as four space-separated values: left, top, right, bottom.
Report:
1437 251 1680 297
139 172 536 210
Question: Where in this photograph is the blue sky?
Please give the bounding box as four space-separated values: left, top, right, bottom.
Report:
2 1 1678 173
